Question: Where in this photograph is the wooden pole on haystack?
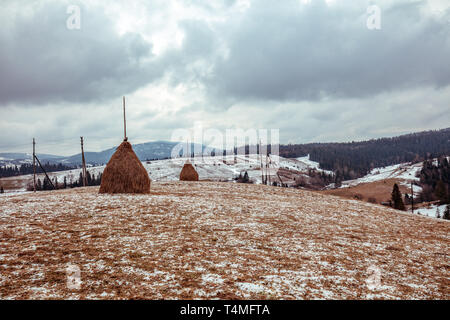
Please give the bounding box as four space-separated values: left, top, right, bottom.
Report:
123 96 128 142
411 182 414 214
80 137 88 187
33 138 36 192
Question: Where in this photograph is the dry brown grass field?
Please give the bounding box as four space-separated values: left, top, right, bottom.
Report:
321 178 410 204
0 181 448 299
0 175 30 191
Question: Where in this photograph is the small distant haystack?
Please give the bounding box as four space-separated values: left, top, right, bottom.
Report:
179 161 199 181
99 141 151 194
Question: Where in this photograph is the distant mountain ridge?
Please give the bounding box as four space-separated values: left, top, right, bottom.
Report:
61 141 185 165
0 153 65 167
0 141 215 166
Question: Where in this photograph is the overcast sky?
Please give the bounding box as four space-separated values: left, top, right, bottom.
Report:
0 0 449 155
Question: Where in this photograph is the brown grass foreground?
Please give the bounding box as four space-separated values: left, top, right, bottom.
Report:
0 182 448 299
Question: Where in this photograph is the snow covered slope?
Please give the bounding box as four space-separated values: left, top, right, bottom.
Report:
341 162 422 188
340 157 449 191
415 203 448 218
0 154 329 193
296 155 333 175
338 162 423 195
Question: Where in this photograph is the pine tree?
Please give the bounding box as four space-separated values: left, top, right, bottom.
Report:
435 207 441 219
243 171 249 183
87 171 92 185
0 186 4 194
43 177 50 190
63 176 67 189
434 180 446 202
391 183 406 211
443 205 450 220
334 170 342 188
97 173 101 185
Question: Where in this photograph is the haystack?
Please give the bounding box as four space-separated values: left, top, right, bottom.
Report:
99 141 151 193
179 161 199 181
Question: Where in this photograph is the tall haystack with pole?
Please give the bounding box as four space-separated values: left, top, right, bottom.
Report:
179 160 199 181
99 97 151 194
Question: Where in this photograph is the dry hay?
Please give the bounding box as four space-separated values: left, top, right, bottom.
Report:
179 161 199 181
99 141 151 194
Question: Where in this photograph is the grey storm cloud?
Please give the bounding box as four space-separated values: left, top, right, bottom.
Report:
2 0 448 106
0 0 222 106
1 0 449 155
205 0 450 102
0 2 164 106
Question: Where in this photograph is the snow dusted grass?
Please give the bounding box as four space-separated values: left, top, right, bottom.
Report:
340 162 423 188
0 182 448 299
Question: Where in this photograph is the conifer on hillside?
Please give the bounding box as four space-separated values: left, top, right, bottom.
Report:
443 205 450 220
435 180 447 203
243 171 249 183
391 183 406 211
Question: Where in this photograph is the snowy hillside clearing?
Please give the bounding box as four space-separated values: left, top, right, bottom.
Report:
0 155 329 193
340 162 423 189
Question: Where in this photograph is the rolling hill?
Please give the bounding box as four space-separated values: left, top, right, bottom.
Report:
280 128 450 180
0 182 448 299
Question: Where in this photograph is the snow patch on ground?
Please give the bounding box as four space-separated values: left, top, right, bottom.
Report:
415 204 448 218
296 155 334 175
340 162 422 189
